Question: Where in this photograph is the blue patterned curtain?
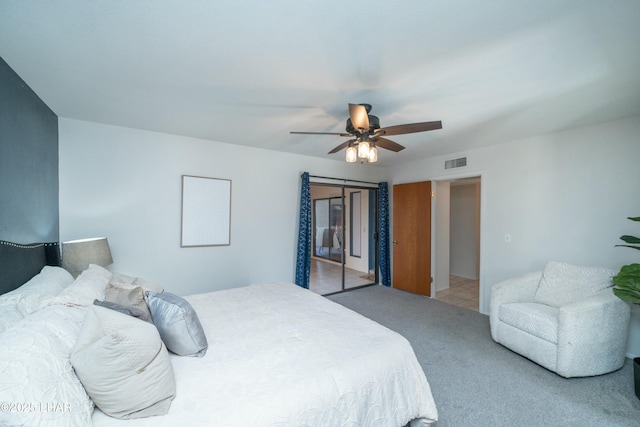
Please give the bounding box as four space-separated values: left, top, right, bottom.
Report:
378 182 391 286
294 172 311 288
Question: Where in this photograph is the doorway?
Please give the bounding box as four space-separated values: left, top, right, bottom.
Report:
309 183 378 295
433 177 481 311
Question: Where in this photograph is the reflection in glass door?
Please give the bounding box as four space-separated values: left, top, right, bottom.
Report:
313 197 342 263
309 184 378 295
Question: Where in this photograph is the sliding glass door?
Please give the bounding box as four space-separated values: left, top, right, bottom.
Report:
308 183 378 295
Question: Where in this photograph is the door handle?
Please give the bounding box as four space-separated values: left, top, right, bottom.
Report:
393 240 398 245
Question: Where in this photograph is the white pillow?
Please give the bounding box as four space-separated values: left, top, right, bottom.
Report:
42 264 111 307
111 271 164 292
0 265 74 314
70 305 176 419
534 261 615 307
0 305 94 427
110 271 137 286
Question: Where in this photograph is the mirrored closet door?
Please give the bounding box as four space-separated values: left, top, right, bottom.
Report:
308 183 378 295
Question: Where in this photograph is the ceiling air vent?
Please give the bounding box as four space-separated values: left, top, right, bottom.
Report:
445 157 467 169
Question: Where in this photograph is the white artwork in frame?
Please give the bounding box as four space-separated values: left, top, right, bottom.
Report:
181 175 231 247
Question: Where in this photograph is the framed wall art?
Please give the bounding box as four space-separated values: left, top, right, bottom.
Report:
181 175 231 247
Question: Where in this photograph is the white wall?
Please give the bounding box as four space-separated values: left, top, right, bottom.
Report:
450 182 480 279
389 115 640 356
433 181 450 292
58 118 386 296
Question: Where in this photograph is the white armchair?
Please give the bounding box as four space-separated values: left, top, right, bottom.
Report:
490 261 630 378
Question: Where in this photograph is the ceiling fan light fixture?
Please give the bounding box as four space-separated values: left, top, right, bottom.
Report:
290 103 442 165
357 140 370 159
367 145 378 163
346 145 357 162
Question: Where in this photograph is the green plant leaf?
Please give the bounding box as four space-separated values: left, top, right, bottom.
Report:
615 244 640 251
613 274 640 288
612 219 640 303
620 235 640 244
613 264 640 305
616 263 640 276
613 287 640 302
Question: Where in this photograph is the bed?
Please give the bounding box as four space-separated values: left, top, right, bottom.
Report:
0 240 438 427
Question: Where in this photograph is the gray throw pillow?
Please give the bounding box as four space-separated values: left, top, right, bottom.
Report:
145 291 208 357
93 299 153 323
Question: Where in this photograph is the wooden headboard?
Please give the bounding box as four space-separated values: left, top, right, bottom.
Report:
0 241 61 295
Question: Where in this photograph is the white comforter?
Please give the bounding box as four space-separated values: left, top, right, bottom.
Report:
92 282 438 426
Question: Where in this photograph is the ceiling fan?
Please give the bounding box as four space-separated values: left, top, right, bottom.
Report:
290 103 442 163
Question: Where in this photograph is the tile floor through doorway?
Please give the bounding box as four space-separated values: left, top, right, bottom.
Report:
436 275 479 311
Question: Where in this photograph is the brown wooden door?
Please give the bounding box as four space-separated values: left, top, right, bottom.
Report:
392 181 432 296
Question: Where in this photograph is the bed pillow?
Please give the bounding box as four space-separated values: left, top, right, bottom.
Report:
0 265 74 314
110 271 137 286
534 261 616 307
104 282 152 319
42 264 111 307
0 305 94 427
94 299 152 323
145 291 208 357
70 305 175 419
132 276 164 292
111 271 165 292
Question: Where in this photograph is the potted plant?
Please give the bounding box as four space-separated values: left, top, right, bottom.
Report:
612 216 640 399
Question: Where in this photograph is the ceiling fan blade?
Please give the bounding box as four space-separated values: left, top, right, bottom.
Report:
328 139 356 154
348 103 370 131
372 137 405 152
290 131 352 136
377 121 442 136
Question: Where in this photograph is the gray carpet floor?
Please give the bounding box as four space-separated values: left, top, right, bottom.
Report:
327 285 640 427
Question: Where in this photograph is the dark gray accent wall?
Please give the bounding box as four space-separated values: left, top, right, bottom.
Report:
0 57 59 243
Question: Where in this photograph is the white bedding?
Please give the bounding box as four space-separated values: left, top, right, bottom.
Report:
92 282 438 426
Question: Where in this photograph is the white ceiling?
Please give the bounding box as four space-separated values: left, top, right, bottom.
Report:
2 1 639 166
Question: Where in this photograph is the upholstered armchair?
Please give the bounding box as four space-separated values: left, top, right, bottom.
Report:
490 261 630 378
